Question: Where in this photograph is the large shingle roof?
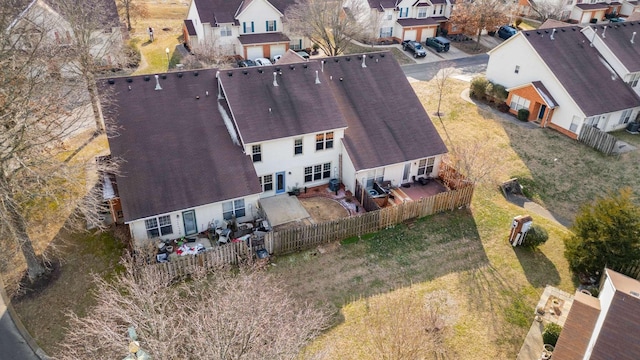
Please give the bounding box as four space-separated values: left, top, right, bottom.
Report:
523 27 640 117
101 70 261 222
590 22 640 73
192 0 295 26
553 292 601 360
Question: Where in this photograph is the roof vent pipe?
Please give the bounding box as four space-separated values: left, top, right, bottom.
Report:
321 60 324 72
315 70 321 84
632 31 637 43
602 26 607 38
273 72 278 87
551 28 556 40
154 74 162 90
362 54 367 68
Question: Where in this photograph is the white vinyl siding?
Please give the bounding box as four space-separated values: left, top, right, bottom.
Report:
417 157 435 176
145 215 173 238
223 199 245 220
304 162 331 183
619 109 633 125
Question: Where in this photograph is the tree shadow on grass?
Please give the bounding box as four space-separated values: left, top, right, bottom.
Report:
513 246 560 288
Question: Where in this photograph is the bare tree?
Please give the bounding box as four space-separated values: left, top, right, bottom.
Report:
57 258 331 359
285 0 366 56
0 2 115 282
116 0 149 31
529 1 569 21
449 0 511 49
53 0 124 134
357 7 385 47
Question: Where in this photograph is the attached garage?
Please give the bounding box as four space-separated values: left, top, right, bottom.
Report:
403 29 417 41
246 46 263 60
420 27 436 42
270 44 286 59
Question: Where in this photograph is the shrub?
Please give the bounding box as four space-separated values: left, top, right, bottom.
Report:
542 323 562 346
517 108 530 121
492 84 508 102
515 17 523 27
470 76 489 99
497 103 510 113
524 224 549 248
124 40 141 68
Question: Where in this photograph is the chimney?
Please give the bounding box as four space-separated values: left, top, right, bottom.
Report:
632 31 637 44
550 28 556 40
273 72 278 87
315 70 321 84
154 74 162 90
362 54 367 68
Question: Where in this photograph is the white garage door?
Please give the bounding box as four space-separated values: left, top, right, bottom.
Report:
420 28 436 42
246 46 263 60
403 29 417 41
270 44 286 59
580 12 591 24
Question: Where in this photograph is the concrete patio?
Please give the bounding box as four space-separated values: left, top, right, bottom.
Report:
258 194 311 228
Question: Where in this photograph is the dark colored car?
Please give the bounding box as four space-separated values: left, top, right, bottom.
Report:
401 40 427 58
425 36 451 52
610 17 625 23
497 25 517 40
237 59 256 67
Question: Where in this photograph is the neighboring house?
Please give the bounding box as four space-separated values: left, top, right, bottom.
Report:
101 51 448 241
486 24 640 139
516 0 638 23
553 268 640 359
8 0 124 70
364 0 455 42
183 0 306 60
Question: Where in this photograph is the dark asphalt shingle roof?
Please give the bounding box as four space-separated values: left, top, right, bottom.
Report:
101 70 260 222
575 3 609 10
366 0 398 10
590 22 640 72
553 292 601 360
323 52 447 171
192 0 295 25
219 62 348 144
184 19 196 36
238 32 289 44
588 292 640 359
523 27 640 117
397 17 439 26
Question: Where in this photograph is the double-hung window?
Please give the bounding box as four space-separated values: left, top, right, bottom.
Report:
315 132 334 151
628 73 640 87
294 138 303 155
223 199 246 220
509 95 530 111
242 21 254 33
266 20 276 32
252 145 262 162
418 8 427 18
380 27 393 38
259 175 273 192
417 157 435 176
220 26 232 37
619 109 633 125
145 215 173 238
304 162 331 182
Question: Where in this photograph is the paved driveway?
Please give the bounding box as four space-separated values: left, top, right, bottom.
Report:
0 278 44 360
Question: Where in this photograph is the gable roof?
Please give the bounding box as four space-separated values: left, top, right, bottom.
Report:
589 290 640 359
219 62 348 144
523 27 640 117
539 19 576 30
275 49 307 64
238 32 289 45
322 52 447 170
552 291 601 360
192 0 295 26
588 22 640 73
100 70 261 222
507 81 558 108
366 0 398 10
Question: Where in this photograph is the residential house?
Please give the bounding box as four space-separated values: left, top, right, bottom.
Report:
8 0 124 69
552 268 640 359
486 25 640 139
364 0 455 42
183 0 305 60
101 51 448 241
516 0 638 23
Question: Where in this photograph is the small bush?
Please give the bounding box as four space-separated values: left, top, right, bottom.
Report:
517 108 530 121
470 76 489 99
542 323 562 346
492 84 508 102
524 224 549 248
497 103 510 113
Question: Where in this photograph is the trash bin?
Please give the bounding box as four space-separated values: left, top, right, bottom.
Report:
329 178 340 192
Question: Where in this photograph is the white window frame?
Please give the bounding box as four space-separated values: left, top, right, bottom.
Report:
628 73 640 87
315 132 334 151
294 138 303 155
304 162 331 183
619 109 633 125
252 144 261 162
417 157 435 176
266 20 276 32
570 116 580 132
418 8 427 18
259 174 273 192
380 27 393 38
223 199 246 220
509 94 530 111
145 215 173 238
385 11 393 20
220 26 232 37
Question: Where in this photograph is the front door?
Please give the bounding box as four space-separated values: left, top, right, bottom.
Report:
183 210 197 235
538 104 547 121
402 162 411 183
276 172 285 194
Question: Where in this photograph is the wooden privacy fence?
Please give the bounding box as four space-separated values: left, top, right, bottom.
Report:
578 125 617 155
265 184 474 255
614 261 640 280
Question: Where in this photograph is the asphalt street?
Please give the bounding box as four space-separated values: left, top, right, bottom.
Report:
401 53 489 81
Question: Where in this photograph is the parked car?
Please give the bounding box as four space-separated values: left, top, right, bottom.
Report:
272 54 282 63
254 57 273 66
610 17 625 22
296 50 310 59
237 59 256 67
497 25 517 40
425 36 451 52
401 40 427 58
